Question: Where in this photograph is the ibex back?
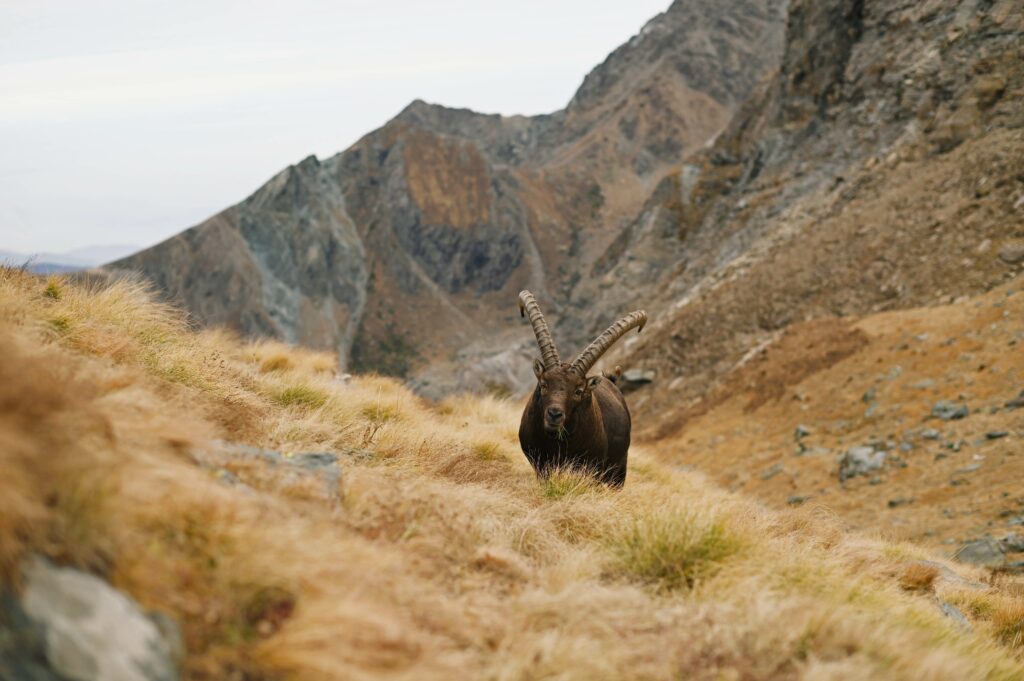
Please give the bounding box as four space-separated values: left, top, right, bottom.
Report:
516 291 647 487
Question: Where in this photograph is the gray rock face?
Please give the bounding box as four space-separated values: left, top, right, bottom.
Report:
954 537 1004 567
205 442 355 501
621 368 657 385
593 0 1024 435
838 446 885 482
1 557 181 681
936 600 972 631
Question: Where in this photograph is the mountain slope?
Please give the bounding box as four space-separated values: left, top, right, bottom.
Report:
593 0 1023 433
105 0 788 388
4 266 1024 679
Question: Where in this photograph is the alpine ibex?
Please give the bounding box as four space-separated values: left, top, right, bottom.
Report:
517 290 647 487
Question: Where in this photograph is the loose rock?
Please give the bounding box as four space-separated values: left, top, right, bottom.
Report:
838 446 885 482
998 241 1024 265
954 537 1004 566
999 533 1024 553
936 600 972 631
1006 390 1024 410
931 400 969 420
621 368 656 385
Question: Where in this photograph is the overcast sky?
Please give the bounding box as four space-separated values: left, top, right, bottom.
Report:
0 0 669 255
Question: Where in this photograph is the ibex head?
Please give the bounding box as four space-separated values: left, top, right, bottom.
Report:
519 290 646 435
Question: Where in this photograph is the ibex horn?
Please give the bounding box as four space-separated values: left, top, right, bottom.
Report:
569 310 647 376
518 290 560 370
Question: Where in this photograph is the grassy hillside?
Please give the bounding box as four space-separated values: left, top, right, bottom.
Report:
2 267 1023 680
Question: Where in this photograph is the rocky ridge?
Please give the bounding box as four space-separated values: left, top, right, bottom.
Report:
104 0 788 394
598 0 1023 431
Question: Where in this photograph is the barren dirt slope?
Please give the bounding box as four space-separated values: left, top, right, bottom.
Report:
650 275 1024 562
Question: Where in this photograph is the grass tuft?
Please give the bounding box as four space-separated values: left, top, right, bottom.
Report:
272 385 329 410
607 508 738 590
360 402 402 424
43 278 62 300
471 441 502 461
900 562 939 592
541 466 602 500
49 316 71 335
259 354 293 373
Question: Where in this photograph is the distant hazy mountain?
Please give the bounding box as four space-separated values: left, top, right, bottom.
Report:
1 244 139 273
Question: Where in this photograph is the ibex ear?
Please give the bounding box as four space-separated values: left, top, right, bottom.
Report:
533 358 545 379
585 375 602 392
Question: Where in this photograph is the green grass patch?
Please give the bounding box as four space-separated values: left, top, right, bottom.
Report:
360 402 401 424
996 615 1024 650
471 441 502 461
607 509 738 590
541 467 601 500
43 279 62 300
272 385 329 410
49 316 71 335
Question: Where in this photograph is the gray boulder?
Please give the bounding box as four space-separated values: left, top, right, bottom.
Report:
838 446 885 483
954 537 1004 567
1 556 181 681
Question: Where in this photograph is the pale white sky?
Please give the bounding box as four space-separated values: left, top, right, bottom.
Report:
0 0 669 255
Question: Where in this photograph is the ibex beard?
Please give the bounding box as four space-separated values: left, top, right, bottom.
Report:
516 290 647 488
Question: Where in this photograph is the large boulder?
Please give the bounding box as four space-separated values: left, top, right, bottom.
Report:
0 556 182 681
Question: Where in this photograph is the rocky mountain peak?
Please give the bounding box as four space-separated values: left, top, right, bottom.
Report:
103 0 788 392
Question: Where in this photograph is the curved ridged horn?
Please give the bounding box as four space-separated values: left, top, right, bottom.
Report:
569 310 647 377
518 290 560 369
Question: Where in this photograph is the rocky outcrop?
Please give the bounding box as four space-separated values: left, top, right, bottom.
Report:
601 0 1024 435
105 0 788 386
0 557 182 681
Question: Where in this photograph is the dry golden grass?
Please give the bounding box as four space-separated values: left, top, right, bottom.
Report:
2 267 1023 680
